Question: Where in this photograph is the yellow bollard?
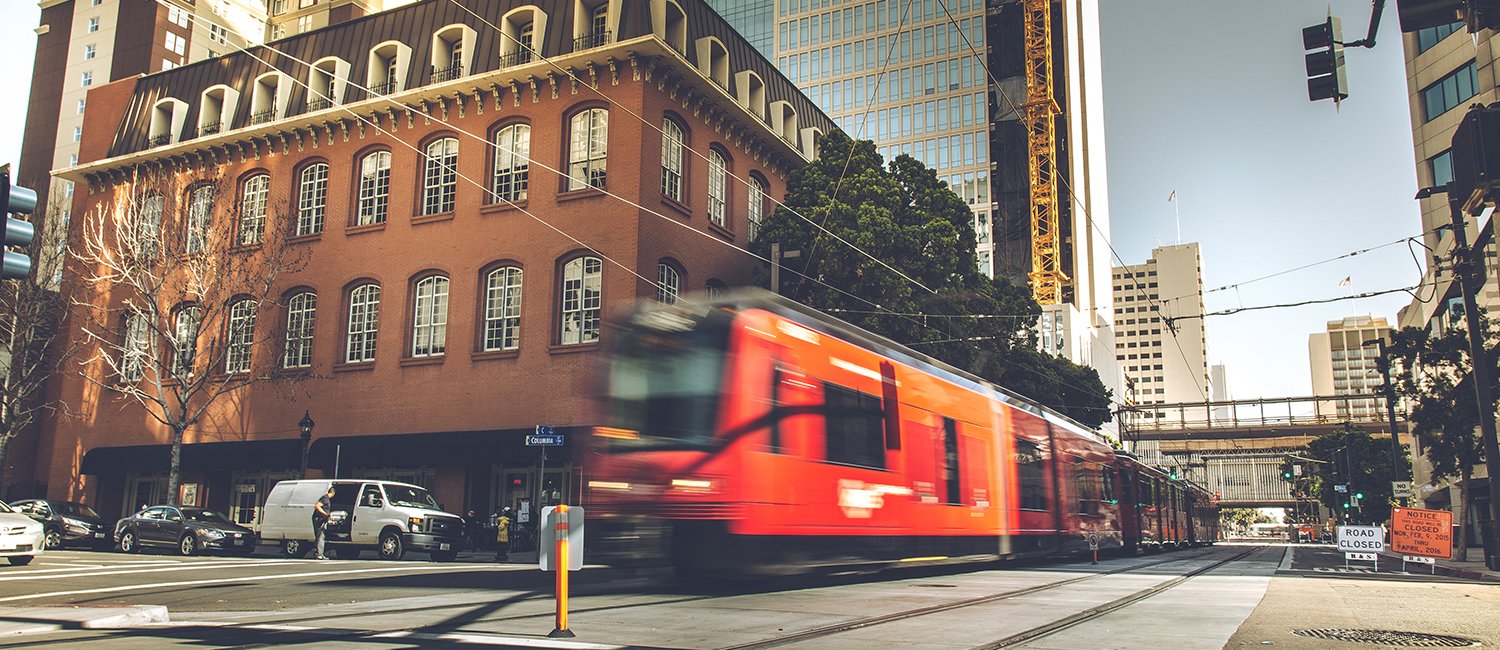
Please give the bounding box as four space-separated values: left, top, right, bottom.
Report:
549 504 575 638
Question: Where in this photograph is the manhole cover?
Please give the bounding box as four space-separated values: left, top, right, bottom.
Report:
910 583 957 588
1292 629 1478 647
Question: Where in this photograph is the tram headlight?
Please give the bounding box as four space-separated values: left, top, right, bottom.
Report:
669 478 715 493
588 480 632 491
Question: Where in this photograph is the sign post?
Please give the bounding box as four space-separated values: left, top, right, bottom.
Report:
1391 506 1453 574
1086 531 1099 565
539 504 584 638
1337 525 1385 571
527 425 563 513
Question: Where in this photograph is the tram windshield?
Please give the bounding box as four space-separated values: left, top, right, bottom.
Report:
606 306 732 450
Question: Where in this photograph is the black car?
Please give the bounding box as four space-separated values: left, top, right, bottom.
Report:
10 499 113 550
115 506 257 556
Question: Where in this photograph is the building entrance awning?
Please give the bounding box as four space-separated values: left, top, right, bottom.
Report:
79 438 304 475
306 427 582 470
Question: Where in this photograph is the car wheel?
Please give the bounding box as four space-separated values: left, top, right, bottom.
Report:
283 539 309 558
43 529 63 550
119 530 139 554
178 534 197 557
8 556 32 566
378 531 405 561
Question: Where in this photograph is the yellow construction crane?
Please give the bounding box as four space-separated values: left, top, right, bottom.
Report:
1021 0 1066 306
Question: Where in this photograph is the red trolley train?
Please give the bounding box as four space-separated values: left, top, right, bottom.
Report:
584 292 1216 574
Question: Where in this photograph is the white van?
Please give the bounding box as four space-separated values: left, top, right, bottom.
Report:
258 480 465 561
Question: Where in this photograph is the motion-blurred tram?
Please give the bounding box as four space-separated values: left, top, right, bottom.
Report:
584 292 1217 575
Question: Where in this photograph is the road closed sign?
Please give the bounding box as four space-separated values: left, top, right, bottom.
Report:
1391 506 1454 559
1337 525 1386 552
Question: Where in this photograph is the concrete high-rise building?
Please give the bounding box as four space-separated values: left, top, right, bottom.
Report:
265 0 417 41
1308 316 1391 421
1111 243 1209 416
1395 20 1498 545
705 0 775 60
766 0 1120 406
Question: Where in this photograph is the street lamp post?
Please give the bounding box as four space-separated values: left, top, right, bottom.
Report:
1364 337 1407 504
298 411 315 480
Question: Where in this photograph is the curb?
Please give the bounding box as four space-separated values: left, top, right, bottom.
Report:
1376 553 1499 583
0 605 169 636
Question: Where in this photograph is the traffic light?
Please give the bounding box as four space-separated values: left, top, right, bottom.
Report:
1302 16 1348 103
0 166 37 280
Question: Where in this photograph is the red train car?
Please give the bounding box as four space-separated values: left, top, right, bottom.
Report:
584 293 1212 575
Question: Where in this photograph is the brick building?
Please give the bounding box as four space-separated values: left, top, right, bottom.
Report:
42 0 832 524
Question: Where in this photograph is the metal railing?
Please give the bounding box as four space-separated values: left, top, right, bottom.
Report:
430 64 465 84
307 97 333 112
199 122 222 136
1119 393 1398 433
367 80 397 97
498 50 533 68
249 107 278 125
149 134 172 147
573 30 610 51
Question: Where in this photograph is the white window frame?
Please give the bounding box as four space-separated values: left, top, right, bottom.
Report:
661 118 684 201
657 263 680 304
173 307 202 376
483 266 523 351
345 284 381 363
491 124 530 202
707 149 728 227
356 151 391 225
559 256 602 345
186 185 214 254
748 174 767 241
422 138 459 215
297 163 327 236
283 292 317 369
225 300 257 374
411 276 449 358
567 108 608 191
138 193 164 259
238 174 269 245
121 311 150 382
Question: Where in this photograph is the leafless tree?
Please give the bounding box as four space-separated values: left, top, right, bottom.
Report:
72 167 307 506
0 198 78 492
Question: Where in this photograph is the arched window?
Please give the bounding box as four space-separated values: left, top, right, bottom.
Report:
656 262 681 304
308 57 348 111
356 150 391 225
411 275 449 358
138 193 164 259
345 284 381 363
431 24 475 82
660 117 684 201
198 85 238 135
149 98 185 146
747 173 768 241
705 279 726 299
659 0 687 54
559 256 601 345
422 137 459 215
173 306 202 376
492 124 530 202
225 299 256 374
283 291 316 369
368 41 410 95
483 266 523 351
250 72 287 125
707 149 728 227
500 7 546 66
238 174 269 245
297 163 328 236
120 310 150 382
185 185 214 254
567 108 608 190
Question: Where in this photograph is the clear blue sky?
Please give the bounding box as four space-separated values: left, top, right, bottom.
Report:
0 1 1426 401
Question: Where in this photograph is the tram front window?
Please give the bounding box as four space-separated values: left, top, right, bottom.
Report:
607 309 730 450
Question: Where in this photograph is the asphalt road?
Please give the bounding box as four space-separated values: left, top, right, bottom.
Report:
0 544 1491 649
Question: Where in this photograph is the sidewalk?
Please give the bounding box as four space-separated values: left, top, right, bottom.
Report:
1380 548 1500 582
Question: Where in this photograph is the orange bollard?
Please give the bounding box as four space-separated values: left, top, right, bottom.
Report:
549 504 575 638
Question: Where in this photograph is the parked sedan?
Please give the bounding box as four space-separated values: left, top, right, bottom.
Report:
10 499 112 550
115 506 257 556
0 501 44 565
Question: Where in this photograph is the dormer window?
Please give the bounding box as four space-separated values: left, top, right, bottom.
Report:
656 0 687 55
368 41 411 96
573 0 613 50
431 24 476 83
148 98 187 147
197 85 239 136
736 70 767 122
500 7 546 67
771 101 798 147
695 37 729 89
308 56 349 111
250 72 288 125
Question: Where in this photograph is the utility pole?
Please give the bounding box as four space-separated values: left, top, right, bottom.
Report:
1445 195 1500 569
768 243 800 296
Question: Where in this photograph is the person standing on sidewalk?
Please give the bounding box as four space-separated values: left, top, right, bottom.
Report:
312 486 334 560
493 507 512 562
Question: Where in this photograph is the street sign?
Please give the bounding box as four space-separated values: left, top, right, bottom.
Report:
1403 555 1436 564
539 505 584 571
527 434 565 446
1086 531 1099 551
1391 506 1454 559
1334 484 1349 494
1336 525 1385 552
1392 481 1413 499
1346 552 1377 561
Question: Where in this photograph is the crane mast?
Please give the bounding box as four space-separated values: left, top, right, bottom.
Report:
1020 0 1066 306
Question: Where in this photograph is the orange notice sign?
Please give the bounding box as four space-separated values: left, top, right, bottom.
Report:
1391 506 1454 559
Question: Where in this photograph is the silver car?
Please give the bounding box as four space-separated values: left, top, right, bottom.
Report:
0 501 46 565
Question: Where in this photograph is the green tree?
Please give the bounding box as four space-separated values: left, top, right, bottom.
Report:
751 131 1112 427
1293 425 1409 525
1220 507 1272 533
1386 321 1497 558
